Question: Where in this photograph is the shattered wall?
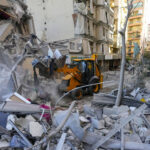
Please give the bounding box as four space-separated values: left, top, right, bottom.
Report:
0 49 26 101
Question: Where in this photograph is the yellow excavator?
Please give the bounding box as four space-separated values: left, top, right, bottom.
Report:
57 54 103 99
33 54 103 100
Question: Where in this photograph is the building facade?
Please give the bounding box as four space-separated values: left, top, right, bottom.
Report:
127 0 144 57
110 0 127 54
141 0 150 53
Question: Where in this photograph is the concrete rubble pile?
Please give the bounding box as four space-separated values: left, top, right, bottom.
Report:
1 1 150 150
51 102 150 150
0 0 65 103
1 96 150 150
0 0 37 101
0 0 35 56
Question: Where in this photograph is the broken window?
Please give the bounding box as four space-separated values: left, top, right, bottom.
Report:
102 44 104 53
103 27 105 36
105 12 108 24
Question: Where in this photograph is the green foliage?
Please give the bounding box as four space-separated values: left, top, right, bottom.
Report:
126 56 132 60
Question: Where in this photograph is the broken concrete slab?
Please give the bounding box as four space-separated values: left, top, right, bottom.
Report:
104 116 113 127
54 110 84 140
91 104 147 150
0 140 9 148
29 121 44 137
91 118 105 130
133 116 145 127
79 116 89 123
6 114 16 130
83 131 150 150
93 93 148 108
130 88 140 97
83 105 95 117
103 105 129 116
0 101 49 114
15 118 30 129
15 115 36 130
8 92 31 104
56 133 67 150
25 115 36 122
125 134 142 143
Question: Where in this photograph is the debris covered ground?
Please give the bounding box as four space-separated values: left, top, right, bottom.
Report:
1 49 150 150
1 0 150 150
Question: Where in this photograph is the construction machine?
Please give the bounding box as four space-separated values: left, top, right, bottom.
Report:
57 54 103 99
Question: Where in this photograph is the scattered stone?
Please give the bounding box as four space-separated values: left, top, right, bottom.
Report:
25 115 36 122
79 116 89 123
91 118 105 130
15 118 30 129
6 115 16 131
29 121 44 137
104 116 113 127
0 140 9 148
83 105 95 117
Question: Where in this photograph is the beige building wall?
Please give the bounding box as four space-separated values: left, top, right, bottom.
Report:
24 0 75 42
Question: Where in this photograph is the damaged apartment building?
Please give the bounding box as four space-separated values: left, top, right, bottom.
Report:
0 0 35 40
0 0 35 56
24 0 120 70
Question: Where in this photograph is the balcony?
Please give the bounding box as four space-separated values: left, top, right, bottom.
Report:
133 7 143 11
127 45 134 47
132 0 144 3
128 37 140 40
128 30 141 34
128 34 141 38
128 22 142 27
129 15 143 20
